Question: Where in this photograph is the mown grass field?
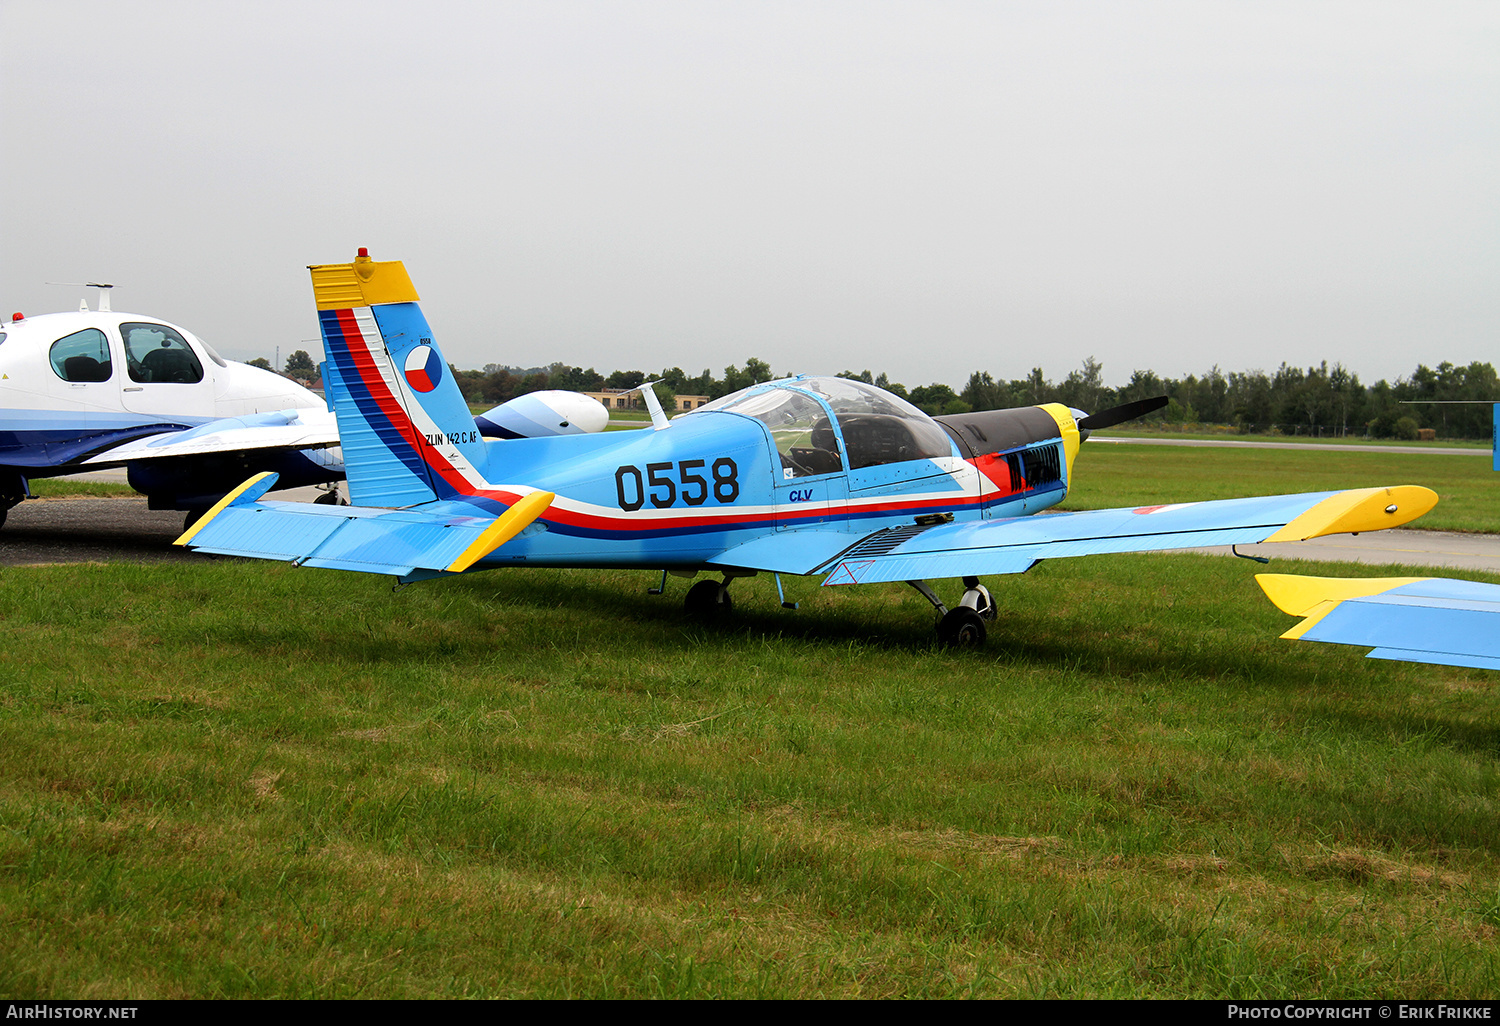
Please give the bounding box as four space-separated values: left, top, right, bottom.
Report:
1 549 1498 998
1066 444 1499 533
26 479 136 499
1096 428 1492 450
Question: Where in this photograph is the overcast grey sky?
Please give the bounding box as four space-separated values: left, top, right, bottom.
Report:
2 1 1495 390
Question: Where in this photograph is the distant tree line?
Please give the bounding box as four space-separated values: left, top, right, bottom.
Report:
436 354 1498 441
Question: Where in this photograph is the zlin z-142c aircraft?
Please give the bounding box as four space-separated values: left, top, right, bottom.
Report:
0 286 606 529
178 251 1439 646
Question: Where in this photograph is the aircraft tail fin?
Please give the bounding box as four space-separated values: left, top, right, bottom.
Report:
311 250 487 506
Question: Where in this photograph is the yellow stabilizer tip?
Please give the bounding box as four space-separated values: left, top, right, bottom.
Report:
1255 573 1433 617
174 472 278 547
1261 485 1438 543
446 491 555 573
310 251 420 311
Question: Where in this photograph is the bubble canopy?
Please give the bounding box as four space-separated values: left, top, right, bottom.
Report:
689 376 955 476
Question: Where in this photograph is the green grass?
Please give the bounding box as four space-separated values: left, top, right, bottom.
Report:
2 556 1498 998
1066 444 1500 533
25 479 136 499
1094 427 1492 449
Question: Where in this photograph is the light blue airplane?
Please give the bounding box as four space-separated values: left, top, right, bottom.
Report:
176 251 1438 646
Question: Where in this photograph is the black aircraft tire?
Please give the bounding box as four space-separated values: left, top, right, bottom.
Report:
937 608 987 647
684 580 733 620
183 509 204 533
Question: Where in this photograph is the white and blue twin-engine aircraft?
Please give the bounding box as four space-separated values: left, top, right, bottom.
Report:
0 285 605 528
178 251 1439 645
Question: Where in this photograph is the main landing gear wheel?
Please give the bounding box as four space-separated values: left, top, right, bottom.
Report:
684 579 733 620
183 509 204 533
937 607 987 647
907 578 993 648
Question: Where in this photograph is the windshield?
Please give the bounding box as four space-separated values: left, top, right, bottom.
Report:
712 387 842 478
797 377 954 469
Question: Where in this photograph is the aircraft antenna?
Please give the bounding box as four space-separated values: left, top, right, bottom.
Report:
45 281 116 313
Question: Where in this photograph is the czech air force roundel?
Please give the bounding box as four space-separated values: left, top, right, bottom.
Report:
404 345 443 392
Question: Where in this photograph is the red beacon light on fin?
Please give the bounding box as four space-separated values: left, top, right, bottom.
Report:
11 313 22 322
357 247 369 258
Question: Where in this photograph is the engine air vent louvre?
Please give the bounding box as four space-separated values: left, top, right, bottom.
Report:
1021 444 1061 485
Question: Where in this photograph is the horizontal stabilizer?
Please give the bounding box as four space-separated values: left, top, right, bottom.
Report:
176 483 553 576
1258 574 1500 671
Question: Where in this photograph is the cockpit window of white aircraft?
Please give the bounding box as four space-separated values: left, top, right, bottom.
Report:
121 323 204 384
49 328 113 383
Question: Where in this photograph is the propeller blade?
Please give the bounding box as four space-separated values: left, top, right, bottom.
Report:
1077 395 1169 432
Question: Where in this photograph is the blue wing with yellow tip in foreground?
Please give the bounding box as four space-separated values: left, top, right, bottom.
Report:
1258 574 1500 671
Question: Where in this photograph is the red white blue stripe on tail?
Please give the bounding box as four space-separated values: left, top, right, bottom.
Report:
312 254 492 507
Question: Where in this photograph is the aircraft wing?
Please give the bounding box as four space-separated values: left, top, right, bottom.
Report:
715 486 1437 584
78 408 339 464
1257 574 1500 671
176 472 552 576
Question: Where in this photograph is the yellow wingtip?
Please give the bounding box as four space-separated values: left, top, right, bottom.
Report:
1255 573 1433 617
174 472 278 547
445 491 555 573
1261 485 1438 543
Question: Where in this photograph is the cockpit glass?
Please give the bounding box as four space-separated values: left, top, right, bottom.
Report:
193 335 229 367
797 377 954 469
686 376 954 471
121 322 204 384
720 388 843 478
